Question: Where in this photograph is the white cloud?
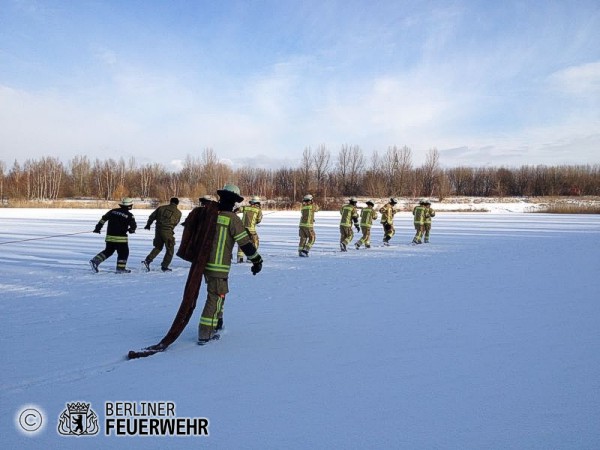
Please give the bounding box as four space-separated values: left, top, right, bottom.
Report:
549 61 600 97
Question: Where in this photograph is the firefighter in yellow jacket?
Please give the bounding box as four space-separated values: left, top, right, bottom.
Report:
423 199 435 243
339 197 359 251
298 194 318 257
198 184 263 345
379 198 398 246
236 195 263 263
412 199 427 244
355 200 378 249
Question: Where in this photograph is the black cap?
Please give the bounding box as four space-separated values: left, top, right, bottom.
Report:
170 197 179 205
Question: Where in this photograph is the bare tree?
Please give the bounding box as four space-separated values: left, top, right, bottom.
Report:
22 157 64 200
337 145 365 195
298 147 313 196
347 145 365 195
381 145 412 196
69 155 92 197
421 148 440 197
337 145 350 195
312 144 331 199
201 148 220 192
0 160 5 202
364 151 385 197
6 160 23 198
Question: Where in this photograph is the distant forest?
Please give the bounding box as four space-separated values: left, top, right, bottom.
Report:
1 146 599 207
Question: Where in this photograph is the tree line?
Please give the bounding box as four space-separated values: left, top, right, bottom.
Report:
1 147 598 207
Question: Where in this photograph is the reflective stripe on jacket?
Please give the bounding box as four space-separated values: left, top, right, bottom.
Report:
413 205 426 224
238 205 263 232
300 204 318 228
379 203 396 224
424 208 435 224
205 212 254 277
339 204 358 227
360 207 378 228
96 207 136 243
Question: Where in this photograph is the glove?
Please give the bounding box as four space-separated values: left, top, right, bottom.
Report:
93 228 101 234
250 255 263 276
128 228 136 234
144 225 151 230
354 223 360 232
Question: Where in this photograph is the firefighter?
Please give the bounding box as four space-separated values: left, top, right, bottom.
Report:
379 198 398 246
412 199 427 244
89 197 137 273
339 197 359 251
423 199 436 243
142 197 182 272
298 194 318 257
236 195 263 263
198 184 263 345
355 200 378 249
181 195 214 228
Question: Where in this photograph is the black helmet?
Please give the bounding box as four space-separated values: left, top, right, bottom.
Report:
217 184 244 203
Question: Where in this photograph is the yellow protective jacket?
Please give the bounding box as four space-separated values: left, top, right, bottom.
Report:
204 211 257 278
379 203 396 224
424 207 436 224
237 205 263 232
300 203 319 228
413 205 426 225
339 204 359 227
360 207 378 228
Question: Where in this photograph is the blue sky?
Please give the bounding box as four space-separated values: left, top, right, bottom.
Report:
1 0 599 170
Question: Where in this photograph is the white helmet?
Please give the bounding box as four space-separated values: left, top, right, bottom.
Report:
366 200 375 206
349 196 358 204
250 195 261 204
119 197 133 207
303 194 313 202
390 197 398 205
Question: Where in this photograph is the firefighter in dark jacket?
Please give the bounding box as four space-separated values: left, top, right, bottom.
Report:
142 197 182 272
198 184 263 345
90 197 137 273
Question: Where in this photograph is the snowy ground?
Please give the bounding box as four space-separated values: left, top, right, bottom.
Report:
1 207 599 449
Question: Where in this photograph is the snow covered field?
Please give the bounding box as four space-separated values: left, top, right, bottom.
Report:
1 207 599 449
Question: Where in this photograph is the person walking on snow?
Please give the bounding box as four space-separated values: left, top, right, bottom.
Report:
142 197 182 272
423 199 435 243
298 194 319 257
339 197 359 251
379 198 398 246
235 195 263 263
198 184 263 345
412 199 427 244
355 200 378 249
89 197 137 273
